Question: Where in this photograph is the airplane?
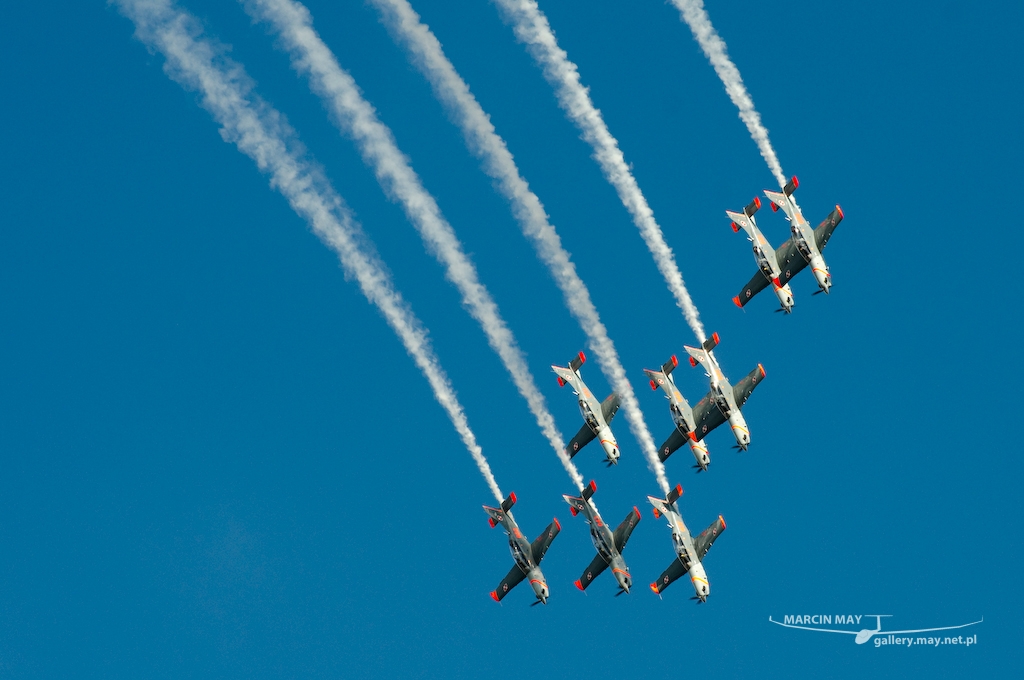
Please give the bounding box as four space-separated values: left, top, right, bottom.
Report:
552 351 621 466
731 176 844 310
483 492 561 605
562 480 642 596
681 332 765 452
727 196 795 313
643 355 712 472
647 484 726 602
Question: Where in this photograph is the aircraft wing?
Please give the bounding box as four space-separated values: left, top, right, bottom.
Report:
732 364 766 409
612 506 642 553
735 269 772 308
774 239 809 285
650 557 687 595
814 206 844 252
692 515 727 561
600 392 621 424
576 552 610 591
529 519 561 566
691 393 727 441
565 421 597 458
492 563 527 602
657 428 688 462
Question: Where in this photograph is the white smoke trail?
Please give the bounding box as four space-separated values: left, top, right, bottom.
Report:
491 0 706 345
668 0 786 187
114 0 504 503
245 0 576 487
371 0 668 495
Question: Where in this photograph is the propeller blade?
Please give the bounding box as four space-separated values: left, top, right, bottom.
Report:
812 289 825 296
615 589 626 598
774 308 785 313
530 599 543 607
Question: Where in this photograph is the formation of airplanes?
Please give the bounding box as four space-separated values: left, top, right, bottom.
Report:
483 177 843 605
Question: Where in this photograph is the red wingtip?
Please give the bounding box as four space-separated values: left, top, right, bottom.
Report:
557 376 565 387
791 176 799 189
836 205 844 220
689 356 698 368
649 379 657 391
753 196 761 209
509 492 517 505
649 583 659 594
652 508 660 519
771 202 778 212
731 222 739 233
719 514 727 531
675 484 683 496
488 518 496 528
633 506 642 520
732 295 742 308
712 332 720 345
569 506 578 517
759 363 766 378
490 591 500 602
574 580 584 591
589 480 597 493
553 517 561 531
671 355 678 367
578 351 586 365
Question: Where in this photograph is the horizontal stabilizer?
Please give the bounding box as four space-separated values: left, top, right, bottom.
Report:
784 176 799 196
569 350 586 373
501 492 517 514
667 484 683 506
582 480 597 502
702 332 720 353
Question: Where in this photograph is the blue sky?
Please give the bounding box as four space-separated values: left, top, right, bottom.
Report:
1 0 1021 677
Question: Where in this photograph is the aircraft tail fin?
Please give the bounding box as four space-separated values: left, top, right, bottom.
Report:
501 492 517 514
582 480 597 502
666 484 683 506
744 196 762 217
783 176 799 196
702 332 720 353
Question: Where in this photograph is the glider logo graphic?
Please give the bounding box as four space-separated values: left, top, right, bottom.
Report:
769 614 983 646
